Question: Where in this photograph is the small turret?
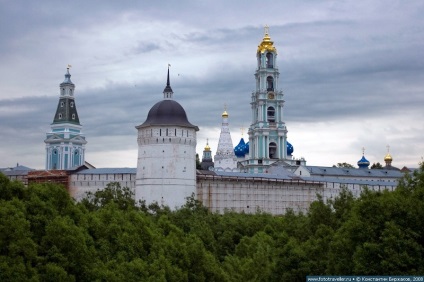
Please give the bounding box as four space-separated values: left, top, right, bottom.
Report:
200 139 214 170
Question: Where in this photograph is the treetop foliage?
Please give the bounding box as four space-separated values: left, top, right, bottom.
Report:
1 162 424 281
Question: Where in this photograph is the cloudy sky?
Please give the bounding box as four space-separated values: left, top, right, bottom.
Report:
1 0 423 170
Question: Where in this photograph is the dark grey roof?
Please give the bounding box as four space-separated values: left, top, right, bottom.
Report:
215 171 293 180
1 170 30 176
137 100 198 129
75 168 136 174
0 165 34 172
305 166 403 178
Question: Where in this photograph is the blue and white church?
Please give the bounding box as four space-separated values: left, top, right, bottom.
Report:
44 67 87 170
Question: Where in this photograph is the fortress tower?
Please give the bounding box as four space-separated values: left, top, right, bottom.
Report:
135 67 199 208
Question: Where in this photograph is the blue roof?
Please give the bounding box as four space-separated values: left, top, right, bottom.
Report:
287 141 294 155
357 155 370 168
234 138 246 157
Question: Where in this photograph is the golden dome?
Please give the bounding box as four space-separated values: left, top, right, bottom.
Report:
222 110 228 118
384 153 393 162
204 143 211 151
257 26 277 54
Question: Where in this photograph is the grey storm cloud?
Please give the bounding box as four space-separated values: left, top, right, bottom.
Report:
1 0 423 169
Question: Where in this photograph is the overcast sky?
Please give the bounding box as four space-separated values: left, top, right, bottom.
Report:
1 0 423 170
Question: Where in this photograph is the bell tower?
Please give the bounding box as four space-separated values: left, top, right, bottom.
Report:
246 26 288 173
45 66 87 170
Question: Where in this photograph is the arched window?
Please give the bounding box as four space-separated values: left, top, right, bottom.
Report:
269 142 277 159
72 114 75 119
266 53 273 68
267 76 274 91
267 106 275 122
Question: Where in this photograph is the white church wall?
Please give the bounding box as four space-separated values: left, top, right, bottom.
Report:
69 173 136 201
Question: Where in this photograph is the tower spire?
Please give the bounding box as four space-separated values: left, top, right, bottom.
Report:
163 64 173 99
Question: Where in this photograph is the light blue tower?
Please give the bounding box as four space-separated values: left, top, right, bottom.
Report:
245 27 288 173
45 67 87 170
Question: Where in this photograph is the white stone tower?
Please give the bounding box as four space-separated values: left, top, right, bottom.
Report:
245 26 288 173
45 67 86 170
135 67 199 208
213 108 238 171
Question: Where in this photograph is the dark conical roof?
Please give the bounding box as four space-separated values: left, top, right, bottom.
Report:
163 67 173 93
52 98 80 125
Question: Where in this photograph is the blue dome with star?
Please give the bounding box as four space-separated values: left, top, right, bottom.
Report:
234 138 246 157
244 142 249 154
287 141 294 156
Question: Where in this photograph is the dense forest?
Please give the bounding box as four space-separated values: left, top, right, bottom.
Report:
1 164 424 281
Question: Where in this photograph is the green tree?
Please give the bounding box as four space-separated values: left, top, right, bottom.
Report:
196 153 202 169
81 182 136 211
334 162 355 168
371 162 383 169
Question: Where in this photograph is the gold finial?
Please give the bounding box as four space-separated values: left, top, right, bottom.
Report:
257 25 277 54
222 104 228 118
204 138 211 151
362 147 365 156
384 145 393 162
240 127 244 136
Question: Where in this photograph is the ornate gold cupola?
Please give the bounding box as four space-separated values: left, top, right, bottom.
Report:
257 25 277 54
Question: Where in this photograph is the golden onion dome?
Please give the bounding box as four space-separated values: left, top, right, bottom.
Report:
204 143 211 151
222 110 228 118
384 153 393 162
257 26 277 54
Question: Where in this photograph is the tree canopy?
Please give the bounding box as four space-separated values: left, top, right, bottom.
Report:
334 162 355 168
1 163 424 281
